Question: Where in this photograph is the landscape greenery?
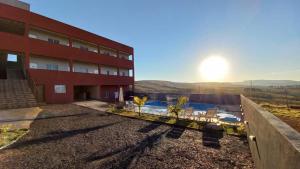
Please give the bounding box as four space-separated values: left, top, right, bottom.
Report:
109 105 245 136
135 80 300 106
135 80 300 132
0 125 27 148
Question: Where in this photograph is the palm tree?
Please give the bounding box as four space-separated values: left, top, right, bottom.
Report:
133 96 148 116
168 96 188 120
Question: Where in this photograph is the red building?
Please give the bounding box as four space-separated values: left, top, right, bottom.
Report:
0 0 134 106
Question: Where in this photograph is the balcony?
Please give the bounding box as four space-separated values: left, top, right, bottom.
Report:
28 38 134 69
0 32 26 53
28 69 134 86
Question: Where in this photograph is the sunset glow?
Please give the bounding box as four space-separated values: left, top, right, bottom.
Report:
199 56 229 82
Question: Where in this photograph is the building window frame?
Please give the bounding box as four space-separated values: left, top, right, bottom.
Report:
48 38 60 45
54 85 66 94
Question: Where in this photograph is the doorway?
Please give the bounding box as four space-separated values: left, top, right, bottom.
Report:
74 85 99 101
36 85 45 102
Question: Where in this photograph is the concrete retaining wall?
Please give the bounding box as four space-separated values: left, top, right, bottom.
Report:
241 95 300 169
0 0 29 10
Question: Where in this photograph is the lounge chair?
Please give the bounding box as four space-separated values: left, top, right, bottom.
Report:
205 108 219 122
197 111 206 121
184 107 195 120
125 101 135 111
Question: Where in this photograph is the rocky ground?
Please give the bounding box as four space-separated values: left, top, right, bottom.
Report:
0 104 254 169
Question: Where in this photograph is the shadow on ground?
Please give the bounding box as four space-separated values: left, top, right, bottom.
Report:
0 113 90 123
166 127 185 139
202 123 224 149
85 129 170 169
9 121 121 149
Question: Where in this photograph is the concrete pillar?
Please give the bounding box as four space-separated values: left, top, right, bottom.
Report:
69 60 73 72
98 64 101 75
68 38 72 47
97 45 100 54
0 52 7 79
132 53 135 94
117 50 120 59
24 52 30 69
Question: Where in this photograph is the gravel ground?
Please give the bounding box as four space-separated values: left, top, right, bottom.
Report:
0 104 254 169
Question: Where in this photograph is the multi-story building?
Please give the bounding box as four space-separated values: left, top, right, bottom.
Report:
0 0 134 108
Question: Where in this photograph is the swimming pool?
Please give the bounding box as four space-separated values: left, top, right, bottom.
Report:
137 100 241 122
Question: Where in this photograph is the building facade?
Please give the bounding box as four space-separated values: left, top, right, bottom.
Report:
0 1 134 104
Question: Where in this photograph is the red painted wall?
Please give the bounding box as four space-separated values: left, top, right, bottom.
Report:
0 3 135 103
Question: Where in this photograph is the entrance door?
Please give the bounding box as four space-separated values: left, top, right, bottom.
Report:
0 53 7 79
36 85 45 102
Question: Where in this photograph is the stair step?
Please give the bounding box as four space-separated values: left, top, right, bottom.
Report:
0 78 38 109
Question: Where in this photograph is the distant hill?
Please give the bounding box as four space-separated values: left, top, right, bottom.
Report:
136 80 300 89
135 80 300 106
234 80 300 87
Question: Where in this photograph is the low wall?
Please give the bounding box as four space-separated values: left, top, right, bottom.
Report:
0 0 30 10
241 95 300 169
135 93 241 105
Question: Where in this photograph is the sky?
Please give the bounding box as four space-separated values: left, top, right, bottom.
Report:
23 0 300 82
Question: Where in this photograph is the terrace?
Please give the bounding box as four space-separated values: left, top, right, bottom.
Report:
0 104 254 169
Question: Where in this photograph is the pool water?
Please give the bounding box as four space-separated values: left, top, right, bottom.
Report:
138 101 241 123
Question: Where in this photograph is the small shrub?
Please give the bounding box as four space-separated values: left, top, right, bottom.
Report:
133 96 148 116
168 96 188 120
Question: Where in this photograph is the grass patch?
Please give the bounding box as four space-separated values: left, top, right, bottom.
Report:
0 125 28 148
260 102 300 118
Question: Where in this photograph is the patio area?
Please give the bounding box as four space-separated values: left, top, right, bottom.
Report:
0 104 254 169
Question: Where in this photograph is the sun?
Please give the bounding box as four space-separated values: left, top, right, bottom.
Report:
198 56 229 82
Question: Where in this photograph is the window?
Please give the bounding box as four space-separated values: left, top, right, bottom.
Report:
129 69 133 77
48 38 60 44
80 46 89 51
7 54 17 62
29 34 37 39
54 85 66 94
46 64 59 71
99 47 117 57
104 91 109 98
30 63 38 69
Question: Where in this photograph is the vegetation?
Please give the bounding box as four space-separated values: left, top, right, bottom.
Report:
222 124 246 136
167 96 188 119
109 108 245 136
133 96 148 116
135 80 300 132
0 125 28 148
260 102 300 118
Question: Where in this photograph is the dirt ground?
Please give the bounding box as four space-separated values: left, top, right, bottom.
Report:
0 104 254 169
276 115 300 133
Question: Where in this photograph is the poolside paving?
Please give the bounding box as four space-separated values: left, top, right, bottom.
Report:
0 104 254 169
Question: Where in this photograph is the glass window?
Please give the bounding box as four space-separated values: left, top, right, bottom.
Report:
30 63 38 69
7 54 17 62
48 38 60 44
129 69 133 77
29 34 37 39
46 64 59 70
105 91 109 98
80 46 89 51
54 85 66 94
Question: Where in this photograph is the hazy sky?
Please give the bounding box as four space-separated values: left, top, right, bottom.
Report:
23 0 300 82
